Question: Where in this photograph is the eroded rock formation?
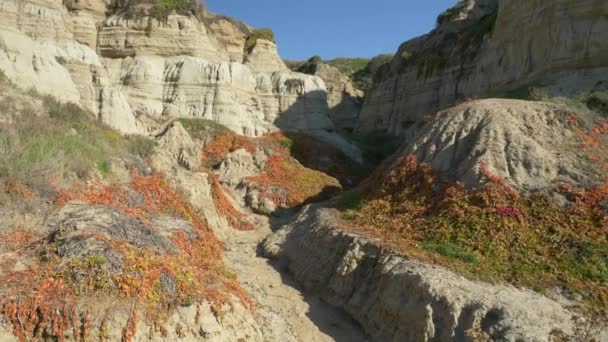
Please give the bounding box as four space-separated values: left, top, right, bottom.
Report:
358 0 608 136
0 0 361 161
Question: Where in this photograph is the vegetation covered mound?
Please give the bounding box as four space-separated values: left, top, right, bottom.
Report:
0 77 248 341
0 175 249 341
334 118 608 313
201 131 367 208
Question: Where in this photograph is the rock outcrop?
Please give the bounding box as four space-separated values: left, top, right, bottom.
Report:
358 0 608 136
0 0 360 160
263 204 577 342
298 61 364 132
401 99 603 191
244 39 288 73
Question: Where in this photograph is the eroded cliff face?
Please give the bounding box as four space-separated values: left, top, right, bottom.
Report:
0 0 359 160
358 0 608 136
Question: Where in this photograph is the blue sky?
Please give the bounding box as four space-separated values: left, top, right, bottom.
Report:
205 0 457 60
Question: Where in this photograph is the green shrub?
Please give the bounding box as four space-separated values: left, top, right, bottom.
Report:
0 93 149 189
109 0 205 22
244 28 275 53
336 190 364 212
585 92 608 117
503 86 546 101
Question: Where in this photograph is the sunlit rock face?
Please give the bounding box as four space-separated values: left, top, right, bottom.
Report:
0 1 360 160
358 0 608 136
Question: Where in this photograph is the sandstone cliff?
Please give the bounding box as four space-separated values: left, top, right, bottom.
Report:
358 0 608 136
0 0 361 161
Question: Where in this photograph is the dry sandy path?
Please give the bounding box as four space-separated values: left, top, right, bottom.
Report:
222 213 369 342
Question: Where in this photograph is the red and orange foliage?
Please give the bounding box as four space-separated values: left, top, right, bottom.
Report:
207 172 254 231
203 131 343 208
336 155 608 310
1 275 81 342
0 174 250 341
567 115 608 174
0 228 83 341
246 149 341 208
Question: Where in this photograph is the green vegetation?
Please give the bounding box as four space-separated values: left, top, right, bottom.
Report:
421 240 479 264
244 28 276 53
336 190 364 212
286 54 393 93
325 57 370 76
503 85 547 101
177 117 230 141
585 91 608 117
0 91 154 189
108 0 205 22
503 86 608 119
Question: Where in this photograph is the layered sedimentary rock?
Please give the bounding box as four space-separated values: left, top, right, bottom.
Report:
244 39 288 73
203 12 252 63
0 0 360 161
358 0 608 136
97 13 229 60
263 204 576 342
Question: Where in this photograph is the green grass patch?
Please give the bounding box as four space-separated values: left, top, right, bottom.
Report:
421 240 479 264
325 58 370 77
0 91 153 188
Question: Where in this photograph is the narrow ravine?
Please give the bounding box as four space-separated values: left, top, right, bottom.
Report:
221 213 369 342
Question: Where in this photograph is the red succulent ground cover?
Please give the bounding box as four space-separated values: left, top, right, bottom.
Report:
203 131 343 208
0 174 250 341
207 172 254 231
335 117 608 312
